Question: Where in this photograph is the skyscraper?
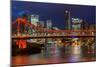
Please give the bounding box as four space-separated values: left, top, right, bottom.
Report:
81 20 89 30
65 10 71 30
46 20 52 29
39 21 45 27
27 15 31 23
31 14 39 26
72 18 82 30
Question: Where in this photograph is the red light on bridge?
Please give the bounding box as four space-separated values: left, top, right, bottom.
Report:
16 40 27 49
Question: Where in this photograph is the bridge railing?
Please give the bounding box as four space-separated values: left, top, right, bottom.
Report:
12 30 96 38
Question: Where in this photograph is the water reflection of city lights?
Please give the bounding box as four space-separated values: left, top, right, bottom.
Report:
69 40 82 62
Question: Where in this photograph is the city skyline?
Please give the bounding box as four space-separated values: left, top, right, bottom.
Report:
12 1 96 29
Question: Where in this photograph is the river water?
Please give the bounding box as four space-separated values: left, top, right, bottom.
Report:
12 39 96 66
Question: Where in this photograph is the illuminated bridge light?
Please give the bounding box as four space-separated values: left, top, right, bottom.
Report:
12 19 96 49
16 40 27 49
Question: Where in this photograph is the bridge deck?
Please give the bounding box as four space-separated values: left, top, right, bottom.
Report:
12 35 95 40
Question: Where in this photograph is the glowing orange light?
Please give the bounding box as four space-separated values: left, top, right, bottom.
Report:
16 40 27 49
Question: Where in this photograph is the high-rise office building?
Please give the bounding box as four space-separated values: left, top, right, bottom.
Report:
39 21 45 27
46 20 52 29
72 18 82 30
31 14 39 26
65 10 71 30
27 15 31 23
81 20 89 30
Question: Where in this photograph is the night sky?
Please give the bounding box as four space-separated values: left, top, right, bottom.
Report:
12 1 96 29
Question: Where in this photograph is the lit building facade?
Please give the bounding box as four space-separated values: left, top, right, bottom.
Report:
72 18 82 30
31 14 39 26
39 21 45 27
65 10 71 30
46 20 52 29
81 20 89 30
27 15 31 23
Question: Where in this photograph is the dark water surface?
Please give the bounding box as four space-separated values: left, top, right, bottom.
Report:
12 42 96 66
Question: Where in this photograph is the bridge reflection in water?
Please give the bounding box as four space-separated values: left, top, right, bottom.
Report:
12 37 96 66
